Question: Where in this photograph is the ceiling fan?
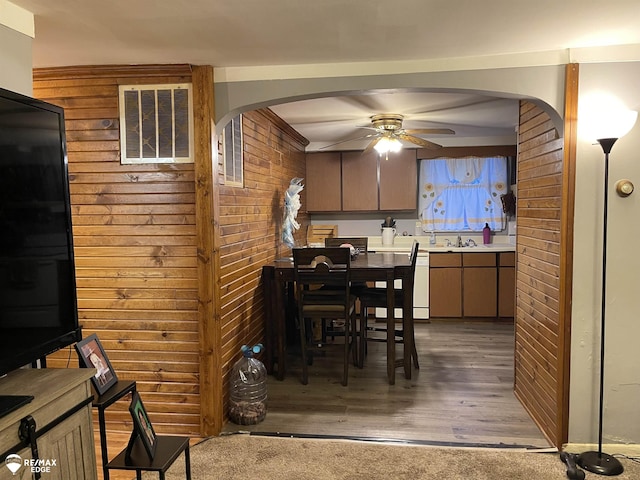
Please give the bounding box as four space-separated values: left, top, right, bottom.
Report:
321 113 455 154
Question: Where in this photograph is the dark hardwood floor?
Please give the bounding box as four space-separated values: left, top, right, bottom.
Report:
224 320 553 449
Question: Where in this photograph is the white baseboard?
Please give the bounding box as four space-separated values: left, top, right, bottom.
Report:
563 443 640 457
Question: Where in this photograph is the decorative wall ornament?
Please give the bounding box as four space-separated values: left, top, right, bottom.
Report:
282 177 304 248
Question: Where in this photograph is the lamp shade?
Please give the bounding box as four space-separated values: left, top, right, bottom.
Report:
579 93 638 141
374 136 402 154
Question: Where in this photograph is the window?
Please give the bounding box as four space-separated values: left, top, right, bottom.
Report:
119 84 193 164
221 115 244 186
418 156 508 233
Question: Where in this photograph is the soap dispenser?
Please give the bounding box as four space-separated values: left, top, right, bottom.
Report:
482 223 491 244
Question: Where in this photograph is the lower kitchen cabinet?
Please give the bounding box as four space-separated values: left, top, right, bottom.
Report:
498 252 516 317
430 250 514 319
429 253 462 317
463 253 497 317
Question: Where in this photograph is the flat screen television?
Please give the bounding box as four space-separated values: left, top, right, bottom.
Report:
0 87 81 402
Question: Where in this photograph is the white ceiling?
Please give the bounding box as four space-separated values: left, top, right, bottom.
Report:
9 0 640 151
269 92 520 151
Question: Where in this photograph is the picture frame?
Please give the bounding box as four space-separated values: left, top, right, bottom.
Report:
75 333 118 395
128 391 157 459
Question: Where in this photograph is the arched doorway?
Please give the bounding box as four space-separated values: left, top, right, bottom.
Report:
212 65 574 448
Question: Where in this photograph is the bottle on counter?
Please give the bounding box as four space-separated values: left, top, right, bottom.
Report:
483 223 491 244
429 231 436 245
414 221 422 237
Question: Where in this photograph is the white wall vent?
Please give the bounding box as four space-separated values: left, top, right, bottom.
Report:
119 84 194 164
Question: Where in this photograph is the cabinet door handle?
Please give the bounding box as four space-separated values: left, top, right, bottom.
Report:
19 415 41 479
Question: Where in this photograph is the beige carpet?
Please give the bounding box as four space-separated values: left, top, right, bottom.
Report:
145 433 640 480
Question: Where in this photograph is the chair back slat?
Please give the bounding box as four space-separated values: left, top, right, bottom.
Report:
324 237 368 253
293 248 350 285
409 240 419 272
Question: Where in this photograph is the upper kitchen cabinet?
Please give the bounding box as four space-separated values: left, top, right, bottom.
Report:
305 152 342 211
379 149 417 210
305 150 417 213
341 150 378 211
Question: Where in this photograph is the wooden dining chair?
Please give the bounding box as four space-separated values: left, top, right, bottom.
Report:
324 236 369 254
293 247 358 386
357 240 420 370
323 237 369 345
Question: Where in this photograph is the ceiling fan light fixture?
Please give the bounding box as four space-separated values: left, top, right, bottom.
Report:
371 113 404 131
374 136 402 154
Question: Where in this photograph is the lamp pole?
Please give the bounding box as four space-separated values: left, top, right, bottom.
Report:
577 137 624 476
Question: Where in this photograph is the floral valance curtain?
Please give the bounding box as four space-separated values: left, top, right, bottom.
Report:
419 156 508 232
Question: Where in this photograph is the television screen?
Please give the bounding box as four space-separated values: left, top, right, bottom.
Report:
0 87 80 378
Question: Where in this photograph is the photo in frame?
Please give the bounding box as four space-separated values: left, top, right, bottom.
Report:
75 333 118 395
129 391 157 459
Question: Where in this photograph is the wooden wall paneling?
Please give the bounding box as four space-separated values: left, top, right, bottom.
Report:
33 65 202 437
513 93 570 449
33 65 311 440
216 108 308 423
192 65 221 436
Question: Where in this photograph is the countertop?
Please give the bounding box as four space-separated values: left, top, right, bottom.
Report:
366 235 516 253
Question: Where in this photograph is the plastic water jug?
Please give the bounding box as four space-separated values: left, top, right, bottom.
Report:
229 344 267 425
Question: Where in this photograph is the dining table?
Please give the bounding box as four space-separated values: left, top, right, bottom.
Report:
261 251 415 385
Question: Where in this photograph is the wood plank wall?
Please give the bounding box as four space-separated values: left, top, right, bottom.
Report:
32 65 309 438
217 108 308 417
32 65 202 436
514 100 566 448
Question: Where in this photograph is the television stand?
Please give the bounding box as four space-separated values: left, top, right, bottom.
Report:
0 395 34 419
0 369 97 479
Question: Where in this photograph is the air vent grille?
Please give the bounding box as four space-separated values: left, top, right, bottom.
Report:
119 84 193 164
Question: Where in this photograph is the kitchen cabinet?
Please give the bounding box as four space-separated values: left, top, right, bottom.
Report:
429 253 462 317
462 253 497 317
498 252 516 317
305 152 342 211
379 149 418 210
430 250 514 319
342 151 378 211
305 149 417 213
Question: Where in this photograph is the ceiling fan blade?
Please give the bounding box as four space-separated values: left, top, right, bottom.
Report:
398 134 442 149
403 128 455 135
318 133 375 150
362 136 383 155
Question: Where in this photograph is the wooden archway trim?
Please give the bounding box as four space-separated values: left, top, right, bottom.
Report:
192 65 222 436
513 63 578 449
558 63 579 446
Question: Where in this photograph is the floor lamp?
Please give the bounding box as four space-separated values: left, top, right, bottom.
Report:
577 106 637 476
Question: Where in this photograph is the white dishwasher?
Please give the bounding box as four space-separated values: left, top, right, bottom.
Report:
374 252 429 319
